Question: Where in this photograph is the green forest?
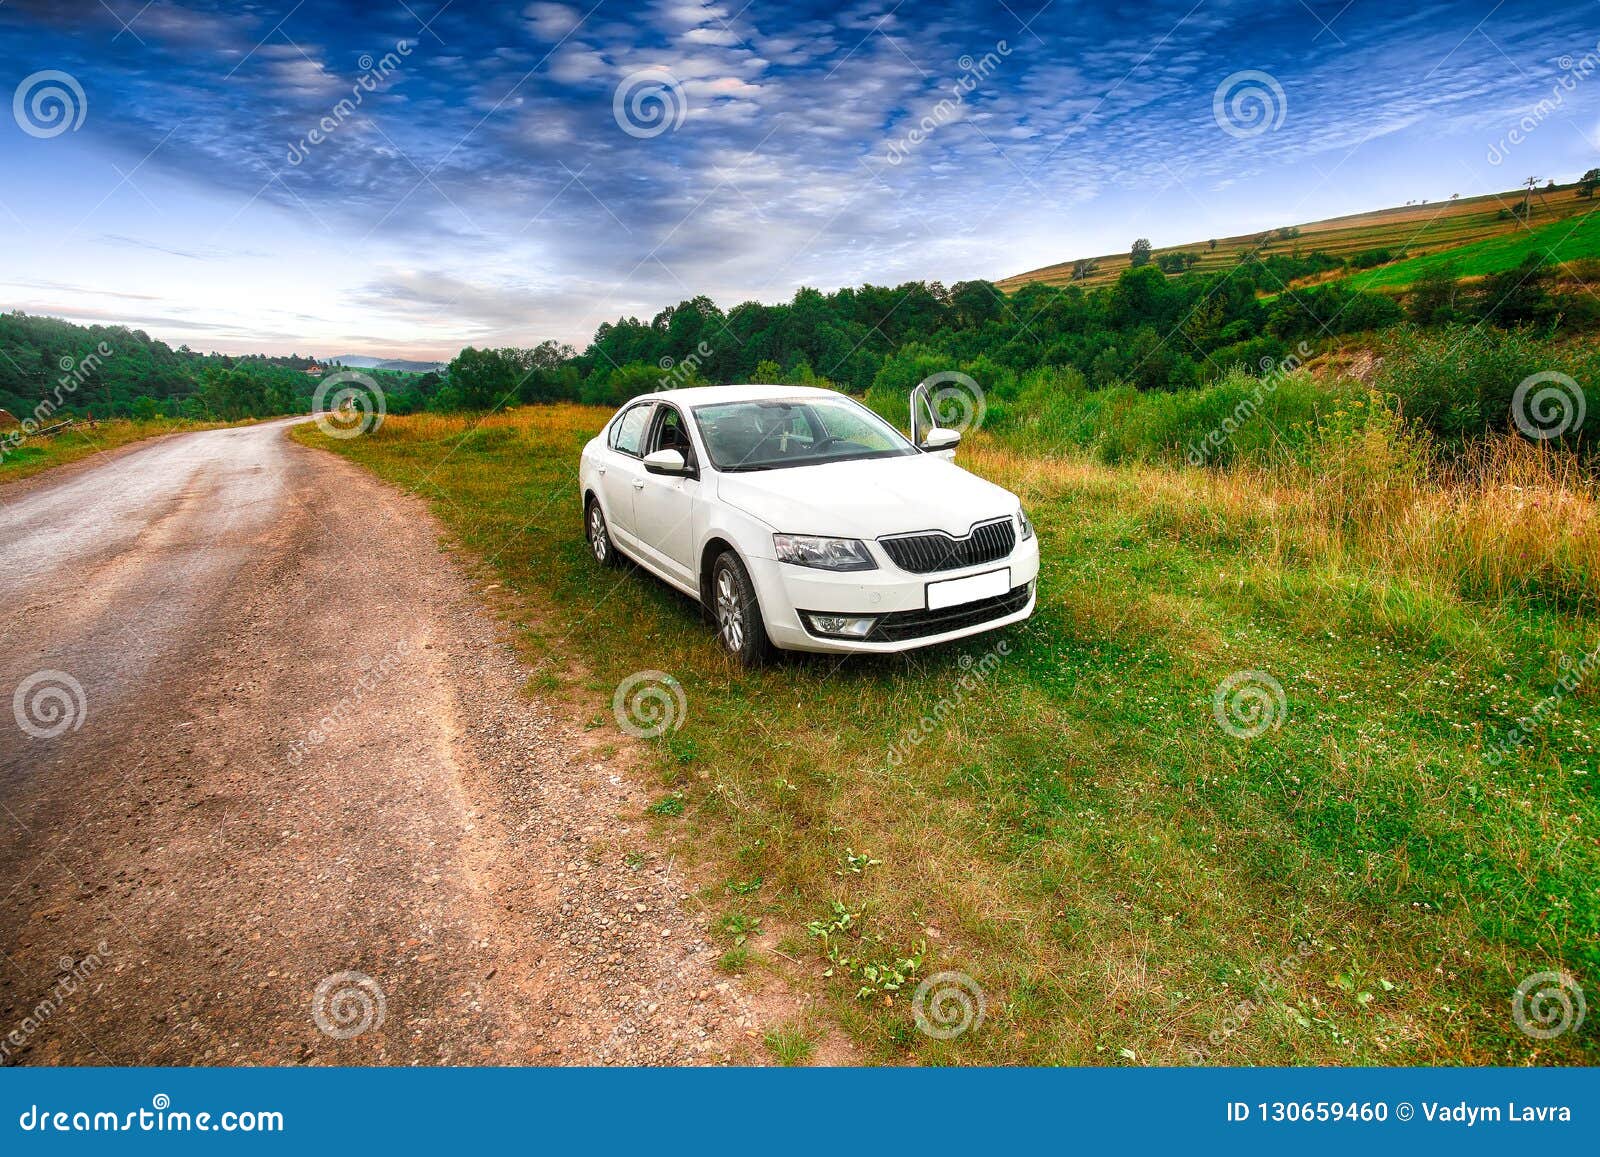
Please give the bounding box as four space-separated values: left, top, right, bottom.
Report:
0 312 438 428
3 242 1595 454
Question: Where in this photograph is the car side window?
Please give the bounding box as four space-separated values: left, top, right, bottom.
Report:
648 404 695 466
609 403 653 456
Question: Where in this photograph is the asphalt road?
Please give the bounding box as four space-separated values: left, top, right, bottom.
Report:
0 422 767 1065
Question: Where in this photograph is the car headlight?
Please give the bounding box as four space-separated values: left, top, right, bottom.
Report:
1016 508 1034 541
773 533 877 571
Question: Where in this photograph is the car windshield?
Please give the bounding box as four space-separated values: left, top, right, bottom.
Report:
691 397 917 472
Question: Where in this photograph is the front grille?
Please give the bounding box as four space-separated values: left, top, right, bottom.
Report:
863 583 1032 643
879 517 1016 574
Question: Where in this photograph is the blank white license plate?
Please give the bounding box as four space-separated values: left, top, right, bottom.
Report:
926 567 1010 610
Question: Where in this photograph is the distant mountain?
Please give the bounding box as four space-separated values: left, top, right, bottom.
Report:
328 355 444 373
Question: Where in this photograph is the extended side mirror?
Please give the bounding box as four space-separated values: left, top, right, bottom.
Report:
920 428 961 452
643 448 691 476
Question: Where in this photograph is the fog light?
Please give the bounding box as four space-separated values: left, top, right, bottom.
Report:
805 614 877 638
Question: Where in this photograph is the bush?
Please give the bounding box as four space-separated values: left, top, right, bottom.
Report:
991 363 1360 468
1371 325 1597 447
1350 247 1404 270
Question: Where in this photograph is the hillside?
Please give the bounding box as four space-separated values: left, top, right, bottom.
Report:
998 182 1600 292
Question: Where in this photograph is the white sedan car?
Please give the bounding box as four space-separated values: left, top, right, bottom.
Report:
578 384 1038 664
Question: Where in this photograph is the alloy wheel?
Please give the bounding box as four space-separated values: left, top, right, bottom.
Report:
715 568 744 651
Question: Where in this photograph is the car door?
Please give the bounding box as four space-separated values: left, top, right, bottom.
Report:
599 401 654 550
631 402 701 589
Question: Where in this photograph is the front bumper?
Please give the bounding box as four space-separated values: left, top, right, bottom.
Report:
745 534 1040 654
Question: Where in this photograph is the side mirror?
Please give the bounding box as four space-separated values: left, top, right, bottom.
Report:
643 448 691 476
920 428 961 452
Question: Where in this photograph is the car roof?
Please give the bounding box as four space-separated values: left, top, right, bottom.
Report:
625 384 844 408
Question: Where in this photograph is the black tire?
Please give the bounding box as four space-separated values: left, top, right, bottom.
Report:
710 550 773 666
586 496 622 569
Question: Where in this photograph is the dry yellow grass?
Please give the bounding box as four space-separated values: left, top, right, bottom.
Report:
968 430 1600 615
998 183 1597 291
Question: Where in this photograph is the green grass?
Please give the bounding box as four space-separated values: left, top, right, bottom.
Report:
1347 209 1600 291
763 1022 818 1066
295 407 1598 1066
0 417 217 483
1001 185 1599 291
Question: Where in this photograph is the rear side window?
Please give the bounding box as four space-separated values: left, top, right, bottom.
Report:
609 403 653 456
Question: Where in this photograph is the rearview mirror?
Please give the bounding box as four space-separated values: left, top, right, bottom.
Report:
643 448 691 476
920 428 961 452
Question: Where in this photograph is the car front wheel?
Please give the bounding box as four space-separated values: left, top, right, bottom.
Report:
710 550 772 666
586 497 621 568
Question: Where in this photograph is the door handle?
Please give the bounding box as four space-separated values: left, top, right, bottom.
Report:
633 479 645 490
598 466 606 475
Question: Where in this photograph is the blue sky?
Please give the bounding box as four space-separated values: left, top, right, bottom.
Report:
2 0 1598 359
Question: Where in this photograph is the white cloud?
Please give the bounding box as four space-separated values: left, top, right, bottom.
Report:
548 42 611 85
524 2 582 40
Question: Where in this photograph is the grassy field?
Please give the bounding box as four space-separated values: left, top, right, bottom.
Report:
1343 209 1600 291
0 417 213 484
297 407 1597 1065
999 183 1600 292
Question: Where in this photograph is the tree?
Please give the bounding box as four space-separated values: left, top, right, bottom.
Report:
1129 238 1152 268
1071 259 1099 281
1580 168 1600 199
445 346 528 409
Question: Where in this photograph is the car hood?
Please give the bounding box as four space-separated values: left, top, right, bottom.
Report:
715 453 1018 539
